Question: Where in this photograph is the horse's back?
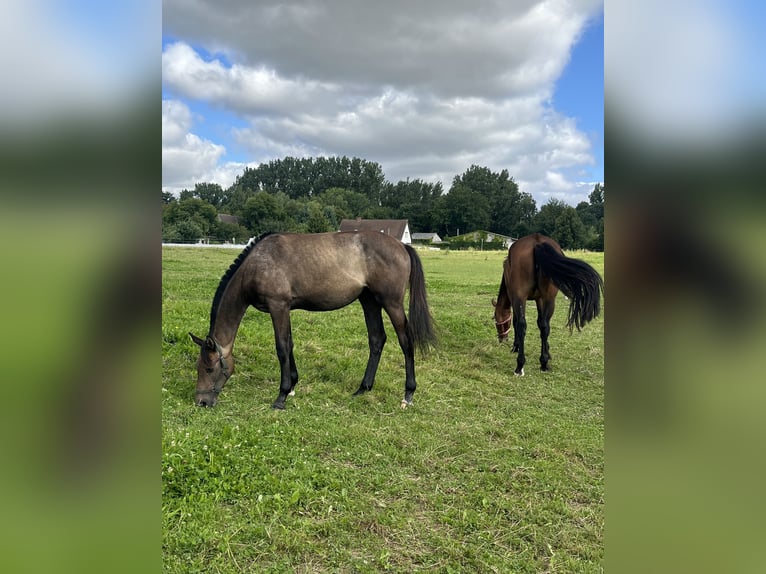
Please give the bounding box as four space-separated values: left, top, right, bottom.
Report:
244 232 410 310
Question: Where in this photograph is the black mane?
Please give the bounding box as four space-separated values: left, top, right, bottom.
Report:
208 234 271 333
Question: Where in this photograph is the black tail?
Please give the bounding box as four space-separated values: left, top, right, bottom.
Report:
534 243 604 331
404 245 437 354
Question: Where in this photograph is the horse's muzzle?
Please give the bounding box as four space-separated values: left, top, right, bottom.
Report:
495 318 511 342
196 395 217 407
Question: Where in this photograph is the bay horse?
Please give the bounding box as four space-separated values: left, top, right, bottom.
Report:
492 233 603 375
189 232 436 409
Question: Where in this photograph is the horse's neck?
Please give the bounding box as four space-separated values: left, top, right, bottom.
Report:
496 291 512 318
497 272 511 311
211 289 248 353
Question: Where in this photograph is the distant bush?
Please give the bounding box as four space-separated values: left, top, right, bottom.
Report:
444 239 508 251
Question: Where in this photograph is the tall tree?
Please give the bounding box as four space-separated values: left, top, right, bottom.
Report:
241 192 290 234
586 183 604 250
382 179 443 232
534 199 569 237
193 182 225 209
319 187 372 221
450 165 532 235
441 184 491 236
553 207 587 249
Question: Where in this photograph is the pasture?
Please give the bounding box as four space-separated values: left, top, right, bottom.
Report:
162 245 604 572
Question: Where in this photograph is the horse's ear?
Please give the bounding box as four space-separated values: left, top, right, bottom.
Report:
189 332 205 347
204 336 217 351
491 298 498 307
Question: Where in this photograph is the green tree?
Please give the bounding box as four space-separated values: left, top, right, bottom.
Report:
303 200 334 233
211 220 251 243
450 165 532 235
319 187 372 220
589 217 604 251
220 184 251 217
193 182 225 208
534 199 569 236
589 182 604 208
588 183 604 251
576 201 597 229
382 179 443 232
242 192 290 234
441 184 491 236
162 197 218 240
163 219 205 243
553 207 587 249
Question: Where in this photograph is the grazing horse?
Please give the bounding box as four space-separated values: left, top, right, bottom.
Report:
492 233 603 375
190 232 436 409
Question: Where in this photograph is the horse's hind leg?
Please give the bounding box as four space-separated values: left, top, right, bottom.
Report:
536 297 555 371
512 300 526 376
384 301 417 407
354 291 387 396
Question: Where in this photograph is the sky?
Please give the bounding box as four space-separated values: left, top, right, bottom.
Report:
162 0 605 207
606 0 765 149
0 0 761 209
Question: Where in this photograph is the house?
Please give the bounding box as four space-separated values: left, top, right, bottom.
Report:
338 219 411 244
412 232 443 244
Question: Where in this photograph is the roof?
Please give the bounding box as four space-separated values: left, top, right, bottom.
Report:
338 219 410 241
412 232 442 243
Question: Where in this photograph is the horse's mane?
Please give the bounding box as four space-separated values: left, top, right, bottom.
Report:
209 233 271 333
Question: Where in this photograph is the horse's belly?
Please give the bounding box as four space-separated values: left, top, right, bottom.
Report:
291 284 364 312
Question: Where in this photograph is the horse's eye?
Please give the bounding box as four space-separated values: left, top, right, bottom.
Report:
205 367 214 374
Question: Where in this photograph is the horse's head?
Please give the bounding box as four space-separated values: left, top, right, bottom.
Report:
189 333 233 407
492 298 511 342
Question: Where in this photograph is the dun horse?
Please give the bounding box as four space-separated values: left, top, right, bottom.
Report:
190 232 436 409
493 233 603 375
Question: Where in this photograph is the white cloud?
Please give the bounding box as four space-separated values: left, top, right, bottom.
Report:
1 1 156 128
606 0 760 146
162 0 603 203
162 99 230 192
162 43 342 117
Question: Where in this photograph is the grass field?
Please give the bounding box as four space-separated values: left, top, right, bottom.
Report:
162 245 604 573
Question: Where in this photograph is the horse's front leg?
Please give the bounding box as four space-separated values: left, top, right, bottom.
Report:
512 301 526 376
270 307 297 409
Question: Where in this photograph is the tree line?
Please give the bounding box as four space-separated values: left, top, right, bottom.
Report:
162 156 604 250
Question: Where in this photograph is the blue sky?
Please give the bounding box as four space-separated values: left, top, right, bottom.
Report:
162 1 605 205
553 10 604 185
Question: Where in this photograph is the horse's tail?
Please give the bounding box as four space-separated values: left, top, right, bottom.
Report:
534 243 604 331
404 244 437 354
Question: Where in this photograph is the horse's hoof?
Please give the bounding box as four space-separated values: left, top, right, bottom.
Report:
514 368 524 376
272 402 286 410
400 399 413 409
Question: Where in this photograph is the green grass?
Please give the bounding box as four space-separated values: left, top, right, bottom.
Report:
163 246 604 573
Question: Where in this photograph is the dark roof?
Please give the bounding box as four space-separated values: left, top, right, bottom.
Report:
338 219 409 240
